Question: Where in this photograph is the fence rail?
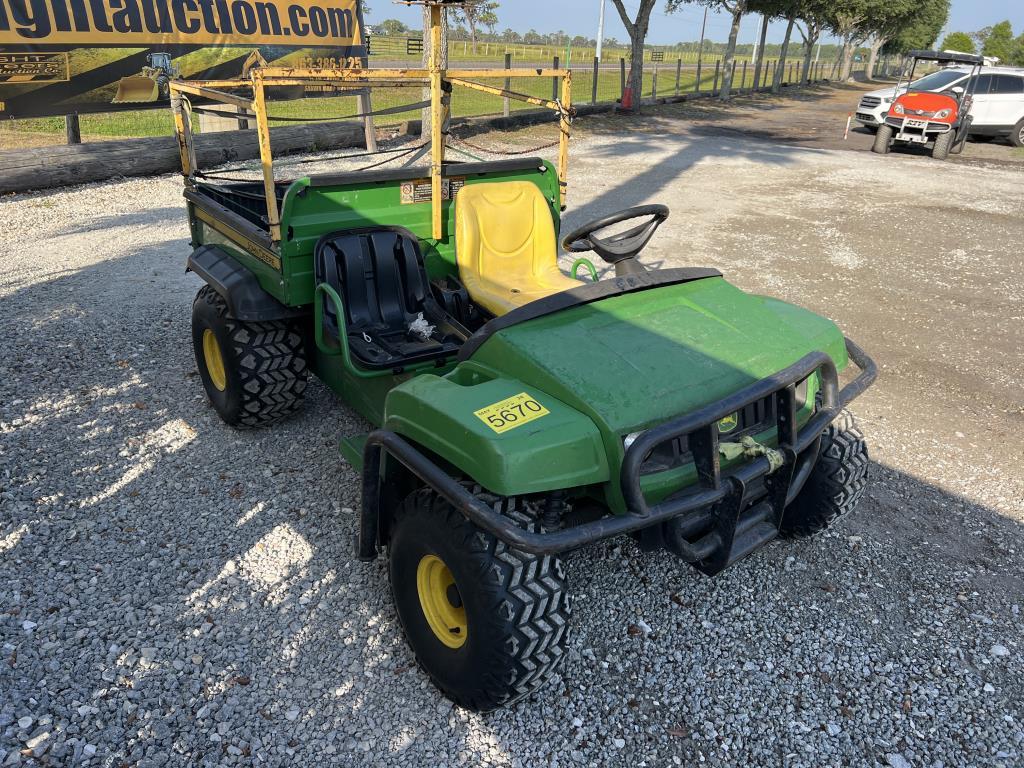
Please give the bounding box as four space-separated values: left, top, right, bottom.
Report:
367 34 849 67
0 52 859 151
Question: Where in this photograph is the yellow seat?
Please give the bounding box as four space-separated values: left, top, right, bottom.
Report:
455 181 582 316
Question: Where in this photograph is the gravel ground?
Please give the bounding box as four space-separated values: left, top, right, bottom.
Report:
2 105 1023 768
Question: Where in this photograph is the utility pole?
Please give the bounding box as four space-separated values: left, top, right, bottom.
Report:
751 14 761 65
814 40 821 64
596 0 606 61
697 6 708 71
753 14 769 90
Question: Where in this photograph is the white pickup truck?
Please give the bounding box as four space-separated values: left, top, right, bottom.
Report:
855 66 1024 146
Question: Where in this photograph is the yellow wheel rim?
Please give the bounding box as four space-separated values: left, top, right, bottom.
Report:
416 554 467 649
202 329 227 392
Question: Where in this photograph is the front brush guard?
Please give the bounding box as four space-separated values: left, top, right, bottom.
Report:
357 339 876 568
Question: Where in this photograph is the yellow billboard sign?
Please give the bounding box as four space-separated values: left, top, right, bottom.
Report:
0 0 362 47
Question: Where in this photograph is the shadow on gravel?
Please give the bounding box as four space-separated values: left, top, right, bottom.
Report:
52 207 188 237
3 246 1024 765
560 125 823 240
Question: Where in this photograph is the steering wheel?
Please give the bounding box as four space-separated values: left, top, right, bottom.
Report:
561 205 669 276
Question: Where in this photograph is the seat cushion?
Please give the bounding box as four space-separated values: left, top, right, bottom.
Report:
455 181 582 316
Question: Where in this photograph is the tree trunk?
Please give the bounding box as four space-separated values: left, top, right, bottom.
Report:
800 28 816 84
421 7 449 141
772 17 795 93
865 36 886 80
469 17 478 55
627 33 645 110
719 6 744 100
839 35 856 81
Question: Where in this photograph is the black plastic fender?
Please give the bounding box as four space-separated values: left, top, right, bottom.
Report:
186 245 305 322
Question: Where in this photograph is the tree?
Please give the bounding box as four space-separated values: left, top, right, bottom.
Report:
823 0 882 81
609 0 658 111
982 20 1014 63
860 0 945 80
748 0 801 93
447 1 500 54
971 26 993 51
378 18 409 36
821 0 945 82
883 0 947 55
675 0 750 100
794 0 831 84
1013 34 1024 66
940 31 976 54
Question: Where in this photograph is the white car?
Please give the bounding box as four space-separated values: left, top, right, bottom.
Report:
855 66 1024 146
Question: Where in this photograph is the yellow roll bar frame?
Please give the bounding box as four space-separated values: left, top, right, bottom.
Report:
170 0 573 243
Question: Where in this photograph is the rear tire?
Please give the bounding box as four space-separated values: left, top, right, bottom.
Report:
191 285 307 429
1012 118 1024 148
388 488 570 712
872 124 893 154
931 130 954 160
780 410 869 539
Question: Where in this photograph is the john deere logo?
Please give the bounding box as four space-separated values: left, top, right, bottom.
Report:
718 413 739 434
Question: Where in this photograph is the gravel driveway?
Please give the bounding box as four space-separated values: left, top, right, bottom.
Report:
2 111 1022 768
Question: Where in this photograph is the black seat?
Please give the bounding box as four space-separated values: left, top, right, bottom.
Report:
315 228 468 370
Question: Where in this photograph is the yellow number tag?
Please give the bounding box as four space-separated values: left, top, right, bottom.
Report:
474 393 550 434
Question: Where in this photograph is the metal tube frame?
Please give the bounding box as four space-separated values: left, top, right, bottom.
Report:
169 3 574 244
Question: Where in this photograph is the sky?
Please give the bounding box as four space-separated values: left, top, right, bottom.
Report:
365 0 1024 48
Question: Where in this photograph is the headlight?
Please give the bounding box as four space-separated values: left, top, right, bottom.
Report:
893 103 905 114
933 109 951 119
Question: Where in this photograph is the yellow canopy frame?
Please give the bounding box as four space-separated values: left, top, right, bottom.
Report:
169 1 573 243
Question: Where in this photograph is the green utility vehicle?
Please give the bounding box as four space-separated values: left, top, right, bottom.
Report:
172 25 875 712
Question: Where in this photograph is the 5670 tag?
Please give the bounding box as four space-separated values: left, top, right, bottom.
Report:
474 393 550 434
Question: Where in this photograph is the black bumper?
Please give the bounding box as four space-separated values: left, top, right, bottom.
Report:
358 338 876 569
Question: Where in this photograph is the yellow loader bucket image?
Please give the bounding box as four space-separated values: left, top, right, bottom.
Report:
111 53 178 105
113 75 160 104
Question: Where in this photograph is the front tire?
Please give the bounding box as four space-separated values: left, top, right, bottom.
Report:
388 489 570 712
932 130 954 160
191 286 307 429
780 410 869 539
872 124 893 154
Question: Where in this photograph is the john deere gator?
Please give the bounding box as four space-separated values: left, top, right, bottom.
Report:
171 2 876 712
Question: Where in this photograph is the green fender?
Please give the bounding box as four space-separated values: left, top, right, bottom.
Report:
382 364 610 497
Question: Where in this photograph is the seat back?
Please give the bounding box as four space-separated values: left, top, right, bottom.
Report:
455 181 561 314
316 228 430 335
315 228 466 370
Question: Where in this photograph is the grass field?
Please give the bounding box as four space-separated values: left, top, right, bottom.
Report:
0 43 831 147
376 35 828 67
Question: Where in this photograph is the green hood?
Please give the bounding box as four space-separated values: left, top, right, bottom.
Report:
470 277 848 436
